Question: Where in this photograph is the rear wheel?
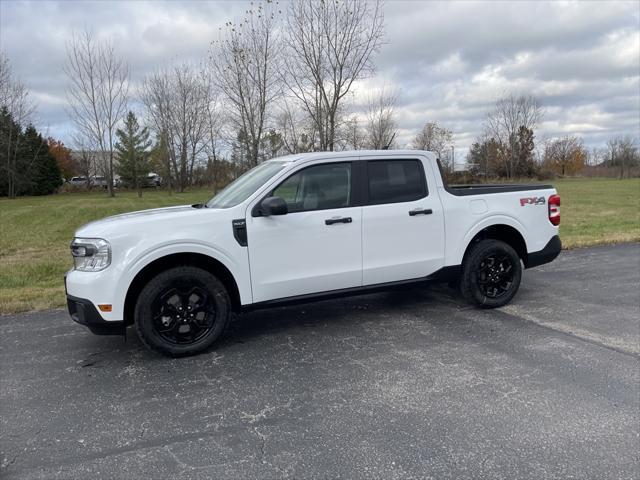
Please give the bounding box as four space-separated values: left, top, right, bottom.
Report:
460 239 522 308
134 266 231 357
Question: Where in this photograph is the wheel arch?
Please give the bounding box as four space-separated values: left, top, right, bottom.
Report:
123 252 241 326
461 224 528 266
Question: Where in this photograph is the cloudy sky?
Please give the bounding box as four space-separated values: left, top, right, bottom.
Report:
1 0 638 160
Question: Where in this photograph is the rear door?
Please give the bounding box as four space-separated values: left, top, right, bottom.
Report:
247 161 362 303
361 157 445 285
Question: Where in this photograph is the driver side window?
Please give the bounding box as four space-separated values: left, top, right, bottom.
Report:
273 163 352 213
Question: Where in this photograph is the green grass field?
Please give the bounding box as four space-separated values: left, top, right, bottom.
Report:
1 178 638 314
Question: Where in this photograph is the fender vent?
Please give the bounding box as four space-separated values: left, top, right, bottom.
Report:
232 219 248 247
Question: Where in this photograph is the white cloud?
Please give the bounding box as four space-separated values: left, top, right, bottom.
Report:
0 0 638 158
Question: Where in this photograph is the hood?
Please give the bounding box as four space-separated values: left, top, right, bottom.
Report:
75 204 212 238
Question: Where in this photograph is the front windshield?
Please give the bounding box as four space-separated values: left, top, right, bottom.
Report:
206 161 288 209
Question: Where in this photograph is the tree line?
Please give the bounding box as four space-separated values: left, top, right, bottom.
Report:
1 0 638 198
0 56 62 197
58 0 391 196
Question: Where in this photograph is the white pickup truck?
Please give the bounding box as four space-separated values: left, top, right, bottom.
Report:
66 150 561 356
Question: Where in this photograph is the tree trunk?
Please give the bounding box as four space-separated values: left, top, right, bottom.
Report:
107 152 115 197
179 141 187 193
328 114 335 152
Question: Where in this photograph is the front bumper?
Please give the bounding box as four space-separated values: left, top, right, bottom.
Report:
65 267 124 321
67 294 124 336
526 235 562 269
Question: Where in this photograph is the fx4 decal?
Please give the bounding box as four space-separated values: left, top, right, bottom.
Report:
520 197 546 207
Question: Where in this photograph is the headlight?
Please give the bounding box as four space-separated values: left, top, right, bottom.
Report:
70 238 111 272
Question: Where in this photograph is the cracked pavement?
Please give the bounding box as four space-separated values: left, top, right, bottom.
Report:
1 243 639 479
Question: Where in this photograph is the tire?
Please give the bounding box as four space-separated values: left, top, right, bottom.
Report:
460 239 522 308
134 266 231 357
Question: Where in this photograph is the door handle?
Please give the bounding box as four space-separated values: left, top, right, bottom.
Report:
325 216 353 225
409 208 433 216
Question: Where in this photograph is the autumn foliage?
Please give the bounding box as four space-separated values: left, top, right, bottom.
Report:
543 136 587 176
47 137 75 179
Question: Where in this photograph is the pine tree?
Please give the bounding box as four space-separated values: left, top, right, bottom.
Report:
21 125 63 196
115 111 151 197
148 135 171 192
1 110 62 197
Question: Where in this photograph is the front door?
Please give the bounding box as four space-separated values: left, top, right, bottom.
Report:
361 158 445 285
247 162 362 303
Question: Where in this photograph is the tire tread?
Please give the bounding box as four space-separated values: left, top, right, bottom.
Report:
134 265 231 357
460 239 522 309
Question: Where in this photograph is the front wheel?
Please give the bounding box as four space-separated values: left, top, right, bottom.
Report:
460 239 522 308
134 266 231 357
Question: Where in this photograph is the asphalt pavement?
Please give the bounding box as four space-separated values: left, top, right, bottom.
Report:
1 243 639 479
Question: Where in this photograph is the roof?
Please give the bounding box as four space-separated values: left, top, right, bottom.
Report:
269 150 435 163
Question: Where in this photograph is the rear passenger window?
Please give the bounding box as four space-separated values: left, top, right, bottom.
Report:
367 160 427 204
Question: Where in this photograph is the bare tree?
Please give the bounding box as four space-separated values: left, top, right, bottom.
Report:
276 101 316 154
141 70 173 191
209 2 281 168
413 121 454 170
587 147 605 167
202 71 225 187
284 0 385 151
364 88 397 149
141 64 210 192
339 115 366 150
0 53 9 107
485 94 543 179
606 136 639 179
0 52 35 124
70 133 96 189
64 30 129 196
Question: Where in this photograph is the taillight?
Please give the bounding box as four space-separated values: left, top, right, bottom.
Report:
548 194 560 226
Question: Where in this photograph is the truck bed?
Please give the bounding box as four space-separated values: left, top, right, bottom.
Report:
445 184 553 196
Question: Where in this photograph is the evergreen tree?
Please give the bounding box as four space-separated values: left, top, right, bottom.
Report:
20 125 63 196
1 110 62 196
514 126 536 177
115 111 151 197
0 107 23 197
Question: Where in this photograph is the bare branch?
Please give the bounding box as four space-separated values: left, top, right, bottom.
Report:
141 64 211 192
283 0 385 151
64 30 129 196
209 2 281 168
484 93 543 179
364 86 397 149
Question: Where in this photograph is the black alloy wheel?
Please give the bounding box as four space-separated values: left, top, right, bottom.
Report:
475 254 515 299
135 266 231 357
152 286 216 345
460 239 522 308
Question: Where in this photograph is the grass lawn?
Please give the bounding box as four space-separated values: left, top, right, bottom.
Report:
553 178 639 248
0 189 213 314
1 178 638 314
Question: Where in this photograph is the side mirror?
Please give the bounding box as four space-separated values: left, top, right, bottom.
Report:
260 196 288 216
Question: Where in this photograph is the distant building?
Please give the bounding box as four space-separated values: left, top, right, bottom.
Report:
69 150 117 177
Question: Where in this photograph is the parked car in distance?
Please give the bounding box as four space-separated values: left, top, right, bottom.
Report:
145 172 162 187
68 176 88 187
91 175 108 189
65 150 561 357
